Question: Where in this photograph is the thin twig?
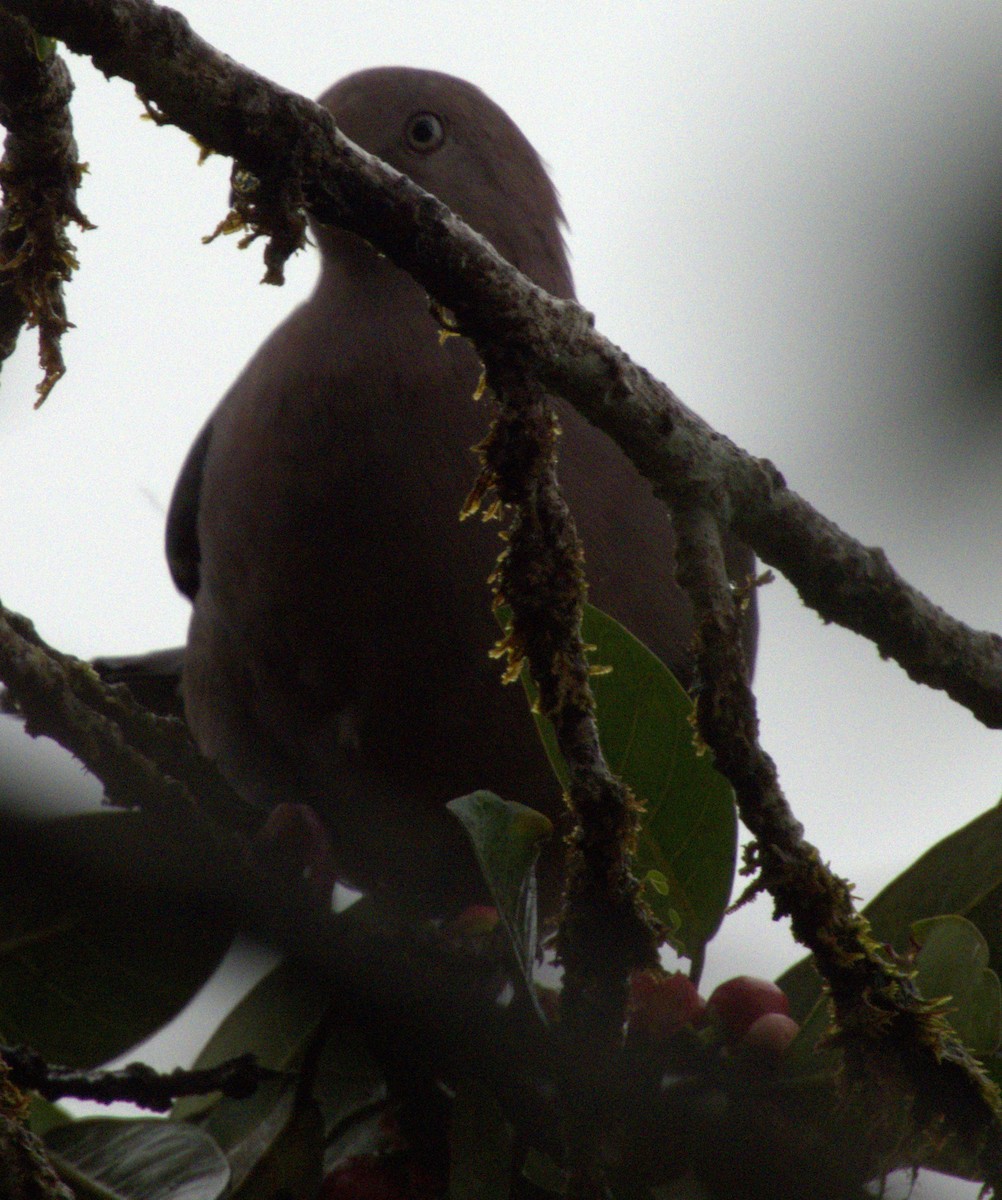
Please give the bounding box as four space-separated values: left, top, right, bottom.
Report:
2 1046 273 1112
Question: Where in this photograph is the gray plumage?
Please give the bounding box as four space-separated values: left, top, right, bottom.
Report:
161 67 756 913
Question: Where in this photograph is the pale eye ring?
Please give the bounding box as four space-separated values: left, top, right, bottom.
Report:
405 111 446 153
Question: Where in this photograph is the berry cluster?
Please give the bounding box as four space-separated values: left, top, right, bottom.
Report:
626 969 798 1056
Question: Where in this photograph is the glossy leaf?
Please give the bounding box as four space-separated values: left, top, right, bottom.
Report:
500 603 737 959
781 993 839 1076
173 957 328 1127
27 1095 72 1138
912 915 1001 1057
31 33 57 60
0 811 233 1067
228 1095 324 1200
520 1148 566 1195
45 1118 229 1200
447 790 551 988
778 801 1002 1022
783 917 1002 1094
176 946 383 1190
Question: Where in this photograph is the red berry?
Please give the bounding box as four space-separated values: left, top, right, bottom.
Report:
320 1155 406 1200
626 969 707 1042
442 904 500 951
741 1012 800 1058
449 904 500 933
705 976 791 1044
319 1153 442 1200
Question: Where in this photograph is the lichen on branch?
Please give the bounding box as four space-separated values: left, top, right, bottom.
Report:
466 361 660 1054
0 10 92 403
672 502 1002 1187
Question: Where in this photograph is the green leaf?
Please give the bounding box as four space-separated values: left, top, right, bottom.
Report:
45 1118 229 1200
781 916 1002 1108
173 957 328 1127
778 801 1002 1023
447 790 551 986
520 1147 566 1195
31 33 57 61
228 1095 324 1200
175 929 383 1192
0 811 233 1067
893 917 1002 1183
779 1004 833 1082
27 1094 73 1138
912 914 1001 1057
498 603 737 960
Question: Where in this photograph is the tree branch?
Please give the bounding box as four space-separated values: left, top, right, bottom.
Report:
672 503 1002 1189
2 2 1001 1187
0 1093 71 1200
0 600 253 842
0 804 899 1195
1 0 998 727
470 365 660 1028
0 595 910 1188
468 361 659 1193
0 8 90 403
1 1046 271 1112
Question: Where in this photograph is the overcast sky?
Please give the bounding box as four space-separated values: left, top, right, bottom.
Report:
2 5 1000 1190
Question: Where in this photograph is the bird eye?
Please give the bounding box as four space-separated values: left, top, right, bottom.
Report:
405 111 445 153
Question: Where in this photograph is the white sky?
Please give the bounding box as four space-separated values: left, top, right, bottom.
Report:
2 5 1000 1191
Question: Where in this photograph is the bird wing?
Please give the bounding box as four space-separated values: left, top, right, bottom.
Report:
91 647 186 717
165 417 213 601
